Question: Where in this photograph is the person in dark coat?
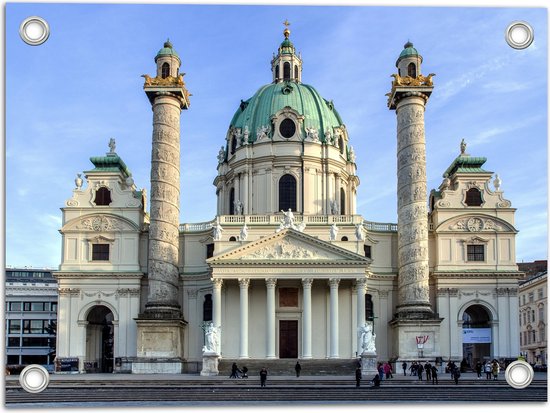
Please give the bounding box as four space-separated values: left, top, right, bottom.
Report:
402 361 408 376
371 374 381 387
452 366 460 385
260 367 268 387
295 361 302 377
241 366 248 378
355 366 362 387
431 365 438 385
230 362 240 378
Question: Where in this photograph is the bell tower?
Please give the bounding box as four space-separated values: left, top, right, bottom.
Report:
134 40 191 373
387 42 441 360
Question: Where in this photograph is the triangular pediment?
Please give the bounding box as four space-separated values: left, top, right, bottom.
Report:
207 228 370 265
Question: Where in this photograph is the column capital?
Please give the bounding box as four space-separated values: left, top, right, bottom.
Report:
238 278 250 289
212 278 223 289
328 278 340 288
355 278 368 289
266 278 277 288
302 278 313 288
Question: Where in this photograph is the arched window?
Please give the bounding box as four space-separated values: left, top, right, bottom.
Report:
539 304 545 322
203 294 212 322
94 187 112 206
294 65 299 80
283 62 291 80
341 236 348 241
339 137 344 153
340 188 346 215
465 188 483 206
230 136 237 154
229 236 237 241
161 62 170 79
407 62 416 78
365 294 374 321
279 174 297 211
229 188 235 215
275 65 279 81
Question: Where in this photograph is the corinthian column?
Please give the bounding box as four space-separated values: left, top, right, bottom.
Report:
239 278 250 358
265 278 277 359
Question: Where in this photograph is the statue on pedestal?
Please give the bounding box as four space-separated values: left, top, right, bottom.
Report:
202 322 220 355
358 322 376 354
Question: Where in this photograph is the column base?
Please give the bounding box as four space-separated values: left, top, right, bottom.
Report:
135 317 187 358
389 317 443 360
394 303 435 320
131 358 185 374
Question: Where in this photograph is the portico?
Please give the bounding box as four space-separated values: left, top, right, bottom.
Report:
207 229 371 359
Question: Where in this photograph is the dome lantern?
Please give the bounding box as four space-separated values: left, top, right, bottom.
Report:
271 20 302 83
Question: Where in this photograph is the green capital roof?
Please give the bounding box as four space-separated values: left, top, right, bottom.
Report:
87 154 131 178
443 155 489 177
155 40 181 64
396 41 423 66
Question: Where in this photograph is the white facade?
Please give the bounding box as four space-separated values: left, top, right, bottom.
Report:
54 33 523 374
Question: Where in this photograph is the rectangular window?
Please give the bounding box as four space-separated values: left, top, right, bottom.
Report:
206 243 214 259
467 245 485 261
279 288 299 308
538 288 544 300
8 320 21 333
92 244 110 261
51 302 58 312
23 320 47 334
529 292 534 303
520 333 522 346
22 337 49 347
7 337 20 347
364 245 372 259
7 355 20 365
23 302 47 311
9 302 22 311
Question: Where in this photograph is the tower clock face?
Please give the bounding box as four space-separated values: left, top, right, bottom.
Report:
279 118 296 138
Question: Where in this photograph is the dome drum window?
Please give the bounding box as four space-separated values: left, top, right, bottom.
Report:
279 118 296 139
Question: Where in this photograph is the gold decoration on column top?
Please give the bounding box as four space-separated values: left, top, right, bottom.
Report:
141 73 187 87
390 73 435 88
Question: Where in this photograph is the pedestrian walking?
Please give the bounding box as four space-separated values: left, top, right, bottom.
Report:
377 363 384 380
475 361 482 379
491 360 500 380
417 363 424 381
230 362 240 378
402 361 407 376
295 361 302 378
484 361 492 380
431 365 438 385
260 367 268 387
424 362 431 382
355 366 362 387
452 366 460 385
241 366 248 378
383 362 393 379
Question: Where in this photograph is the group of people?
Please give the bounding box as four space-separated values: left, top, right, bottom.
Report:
401 361 440 384
355 364 381 388
474 360 501 380
376 362 393 380
229 363 269 387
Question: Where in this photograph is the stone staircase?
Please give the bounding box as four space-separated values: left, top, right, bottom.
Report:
217 358 359 376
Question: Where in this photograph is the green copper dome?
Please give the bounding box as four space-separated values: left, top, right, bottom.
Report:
396 41 422 66
229 81 344 143
155 39 181 64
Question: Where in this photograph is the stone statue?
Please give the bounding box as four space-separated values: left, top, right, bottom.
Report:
355 223 365 241
74 173 83 190
460 138 467 155
203 322 220 354
256 125 270 141
493 174 501 191
305 126 319 141
281 208 295 227
217 146 225 164
234 199 244 215
358 323 376 353
240 223 249 241
212 219 223 241
349 146 356 163
329 223 339 241
330 199 340 215
324 128 332 142
242 125 249 145
108 138 116 153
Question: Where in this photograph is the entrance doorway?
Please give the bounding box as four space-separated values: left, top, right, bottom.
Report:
462 305 492 368
279 320 298 358
86 305 114 373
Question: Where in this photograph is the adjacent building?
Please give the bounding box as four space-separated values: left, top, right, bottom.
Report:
518 261 547 366
4 268 58 369
53 28 523 374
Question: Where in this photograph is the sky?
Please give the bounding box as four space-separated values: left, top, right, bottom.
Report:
4 2 548 268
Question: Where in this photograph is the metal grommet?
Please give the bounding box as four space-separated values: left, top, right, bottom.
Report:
19 16 50 46
505 360 534 389
19 364 50 393
505 21 534 50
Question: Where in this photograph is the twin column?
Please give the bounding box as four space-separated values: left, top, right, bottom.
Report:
211 277 367 358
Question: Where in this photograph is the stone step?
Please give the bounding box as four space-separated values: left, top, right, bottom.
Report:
217 358 359 376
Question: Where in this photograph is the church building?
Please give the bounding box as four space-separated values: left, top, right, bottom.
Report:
54 27 522 374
